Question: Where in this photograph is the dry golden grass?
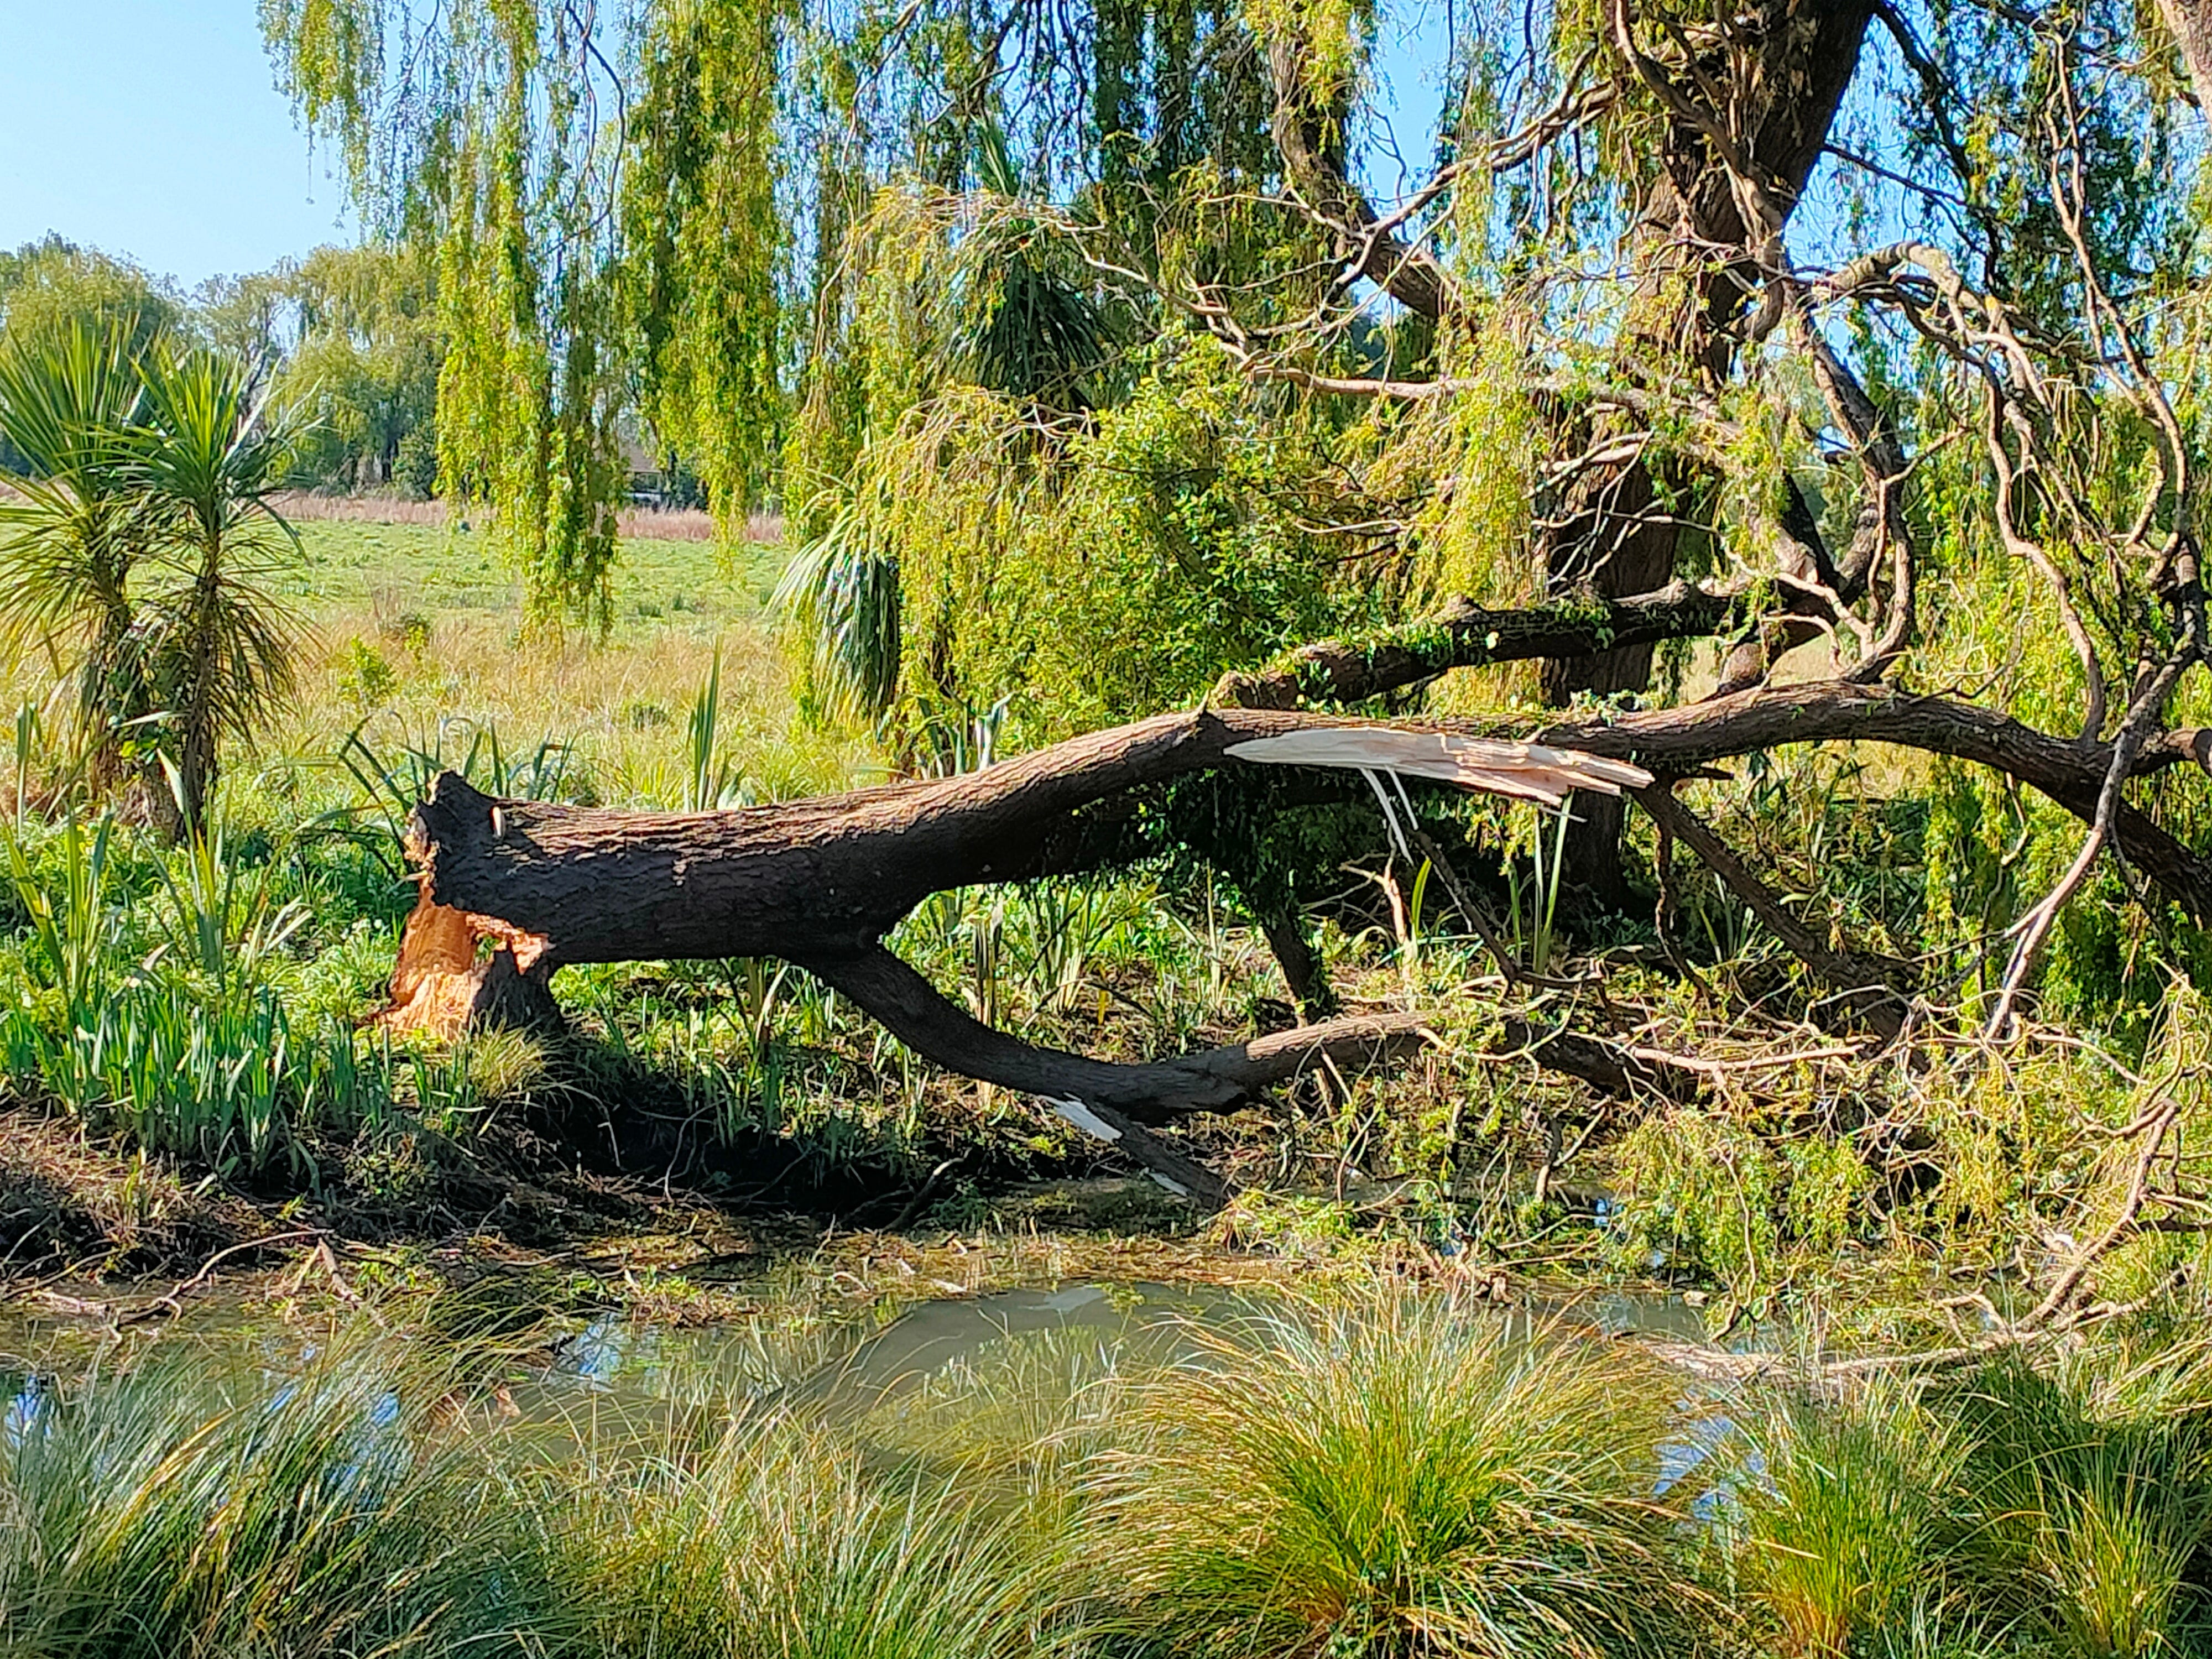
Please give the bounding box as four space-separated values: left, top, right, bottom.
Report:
0 518 878 811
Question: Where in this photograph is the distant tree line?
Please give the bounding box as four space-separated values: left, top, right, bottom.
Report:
0 234 440 499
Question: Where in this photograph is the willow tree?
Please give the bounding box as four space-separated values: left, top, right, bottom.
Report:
272 0 2212 1067
264 0 643 626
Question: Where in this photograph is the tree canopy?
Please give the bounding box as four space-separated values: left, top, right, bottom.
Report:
260 0 2212 1027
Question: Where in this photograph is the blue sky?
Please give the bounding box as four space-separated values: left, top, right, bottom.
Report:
1 1 353 291
0 1 1451 293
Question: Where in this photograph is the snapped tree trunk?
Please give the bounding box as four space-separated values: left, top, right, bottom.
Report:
379 680 2212 1197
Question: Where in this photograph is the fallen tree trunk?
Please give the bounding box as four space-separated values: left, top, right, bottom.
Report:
382 680 2212 1196
382 713 1652 1196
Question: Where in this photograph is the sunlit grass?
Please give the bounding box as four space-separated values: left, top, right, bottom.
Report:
1093 1285 1709 1657
0 1326 564 1657
1728 1376 1964 1657
565 1407 1088 1659
1940 1354 2212 1657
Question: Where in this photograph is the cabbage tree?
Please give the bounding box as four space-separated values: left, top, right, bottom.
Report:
126 349 310 837
0 320 155 789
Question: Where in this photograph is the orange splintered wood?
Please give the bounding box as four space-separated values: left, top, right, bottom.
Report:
377 888 559 1036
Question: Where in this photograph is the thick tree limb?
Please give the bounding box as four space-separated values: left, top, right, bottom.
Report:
1213 581 1775 710
1631 782 1911 1035
1266 39 1454 320
394 713 1635 974
800 946 1430 1127
1532 681 2212 920
382 712 1657 1195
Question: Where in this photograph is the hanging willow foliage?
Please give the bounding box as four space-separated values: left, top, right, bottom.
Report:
264 0 638 627
262 0 776 626
259 0 1300 626
625 0 791 516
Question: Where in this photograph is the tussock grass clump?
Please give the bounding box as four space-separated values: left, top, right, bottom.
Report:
1728 1378 1964 1657
1095 1287 1709 1657
1942 1355 2212 1658
567 1407 1086 1659
1733 1349 2212 1659
0 1330 561 1657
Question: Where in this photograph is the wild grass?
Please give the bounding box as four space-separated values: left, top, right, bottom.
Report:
565 1409 1086 1659
1724 1347 2212 1659
1940 1355 2212 1656
15 1279 2212 1656
1725 1377 1965 1657
1094 1285 1709 1657
0 1328 562 1657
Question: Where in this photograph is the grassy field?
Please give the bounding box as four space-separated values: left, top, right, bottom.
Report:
258 518 878 810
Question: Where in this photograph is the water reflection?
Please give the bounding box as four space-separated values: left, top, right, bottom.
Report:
2 1278 1771 1463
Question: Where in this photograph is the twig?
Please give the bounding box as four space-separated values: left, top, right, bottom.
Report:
2021 1092 2184 1327
113 1228 330 1328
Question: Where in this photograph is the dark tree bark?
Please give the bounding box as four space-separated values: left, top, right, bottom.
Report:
1535 1 1877 904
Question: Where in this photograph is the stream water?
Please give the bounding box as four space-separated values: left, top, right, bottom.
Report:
1 1274 1778 1381
0 1274 1785 1545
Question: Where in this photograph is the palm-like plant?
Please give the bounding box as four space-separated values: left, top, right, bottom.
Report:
126 348 310 836
0 320 155 787
775 503 904 722
950 129 1112 414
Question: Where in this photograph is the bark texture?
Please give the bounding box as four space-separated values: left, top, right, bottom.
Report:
381 711 1661 1194
1536 2 1876 901
2161 0 2212 112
